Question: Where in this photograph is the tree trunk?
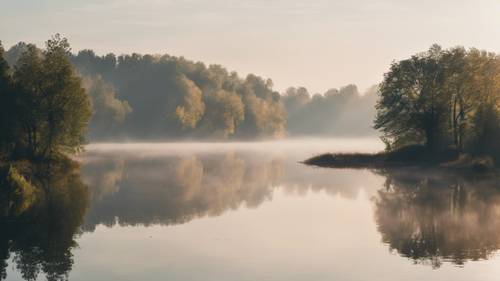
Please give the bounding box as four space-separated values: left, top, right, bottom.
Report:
452 96 458 147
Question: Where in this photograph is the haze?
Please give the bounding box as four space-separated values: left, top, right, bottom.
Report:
2 0 499 93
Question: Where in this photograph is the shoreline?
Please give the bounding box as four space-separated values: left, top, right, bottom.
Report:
303 149 498 174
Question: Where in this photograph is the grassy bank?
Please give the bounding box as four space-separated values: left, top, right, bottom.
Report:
304 145 497 173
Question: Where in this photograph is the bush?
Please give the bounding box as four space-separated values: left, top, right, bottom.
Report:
6 165 38 215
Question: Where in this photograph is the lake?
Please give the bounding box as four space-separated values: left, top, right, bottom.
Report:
4 139 500 281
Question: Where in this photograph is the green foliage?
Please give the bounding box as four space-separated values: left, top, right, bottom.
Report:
69 50 286 139
174 75 205 129
471 103 500 159
375 45 449 150
203 90 244 137
2 42 28 67
239 75 286 138
0 42 16 157
10 34 91 159
375 45 500 158
6 166 38 215
4 38 378 140
83 75 132 139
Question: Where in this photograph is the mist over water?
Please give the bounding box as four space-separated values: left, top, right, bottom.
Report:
84 138 384 157
80 139 384 230
2 1 499 280
5 139 500 281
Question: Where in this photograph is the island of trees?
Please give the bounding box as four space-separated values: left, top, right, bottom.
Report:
306 45 500 170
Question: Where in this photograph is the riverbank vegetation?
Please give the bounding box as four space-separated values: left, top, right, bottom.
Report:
0 35 91 162
0 35 91 243
4 39 377 141
307 45 500 169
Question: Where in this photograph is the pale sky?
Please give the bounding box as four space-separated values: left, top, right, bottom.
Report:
1 0 499 93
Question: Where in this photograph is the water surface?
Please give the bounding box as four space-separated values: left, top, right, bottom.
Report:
4 139 500 281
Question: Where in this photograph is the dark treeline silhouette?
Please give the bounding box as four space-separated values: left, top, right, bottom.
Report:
375 45 500 161
374 169 500 268
3 39 378 141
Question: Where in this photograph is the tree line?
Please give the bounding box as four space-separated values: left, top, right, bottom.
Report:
375 45 500 161
283 85 378 136
3 37 378 143
5 42 287 140
3 35 497 162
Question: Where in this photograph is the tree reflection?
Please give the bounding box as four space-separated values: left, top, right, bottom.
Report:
374 169 500 268
81 150 380 230
0 161 89 281
82 152 282 229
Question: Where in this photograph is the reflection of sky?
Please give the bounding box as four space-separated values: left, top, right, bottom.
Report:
8 140 500 280
66 190 500 281
2 0 499 93
80 139 384 229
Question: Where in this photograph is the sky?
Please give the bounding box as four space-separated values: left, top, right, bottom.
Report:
1 0 499 94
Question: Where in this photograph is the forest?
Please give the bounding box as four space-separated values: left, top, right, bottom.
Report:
0 34 499 281
0 34 379 247
307 45 500 169
3 38 377 141
375 45 500 162
1 36 499 166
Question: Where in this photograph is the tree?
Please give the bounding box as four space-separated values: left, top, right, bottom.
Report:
375 44 500 161
12 34 91 159
0 41 16 156
174 75 205 129
375 45 450 151
440 47 473 149
468 50 500 158
83 75 132 139
203 90 244 138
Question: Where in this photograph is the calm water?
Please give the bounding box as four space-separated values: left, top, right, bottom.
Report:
4 139 500 281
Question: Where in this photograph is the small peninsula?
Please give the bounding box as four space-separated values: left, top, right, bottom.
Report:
305 45 500 172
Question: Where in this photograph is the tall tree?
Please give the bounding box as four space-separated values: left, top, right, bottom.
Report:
440 47 474 149
468 50 500 157
375 45 449 151
12 35 91 159
375 44 500 160
0 41 15 156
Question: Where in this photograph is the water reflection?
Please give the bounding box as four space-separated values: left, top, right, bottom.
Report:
81 148 500 269
81 150 378 230
4 143 500 281
374 169 500 268
82 152 281 229
0 162 89 281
